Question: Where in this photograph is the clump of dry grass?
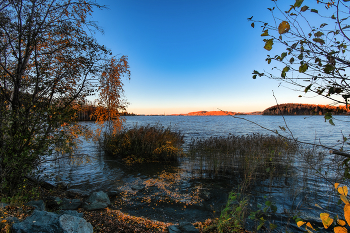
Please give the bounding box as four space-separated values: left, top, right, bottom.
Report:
102 124 184 164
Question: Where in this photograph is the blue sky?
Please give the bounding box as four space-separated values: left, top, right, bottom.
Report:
90 0 335 115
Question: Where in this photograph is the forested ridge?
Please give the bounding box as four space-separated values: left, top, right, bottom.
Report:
263 103 349 115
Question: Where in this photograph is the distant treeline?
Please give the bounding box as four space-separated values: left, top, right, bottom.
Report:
263 103 349 115
76 105 136 121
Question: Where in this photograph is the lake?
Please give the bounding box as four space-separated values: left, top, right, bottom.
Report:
38 115 350 232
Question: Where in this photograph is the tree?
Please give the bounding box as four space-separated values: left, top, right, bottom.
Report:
248 0 350 154
249 0 350 109
0 0 130 195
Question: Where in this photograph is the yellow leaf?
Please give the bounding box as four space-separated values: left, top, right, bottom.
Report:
278 21 290 34
315 203 323 209
339 186 348 196
1 220 6 223
341 195 349 204
306 222 315 230
335 183 340 189
320 213 333 229
297 221 305 227
334 226 348 233
338 219 346 226
344 204 350 226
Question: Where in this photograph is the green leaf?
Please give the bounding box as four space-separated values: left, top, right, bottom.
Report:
320 23 328 28
311 9 318 13
325 112 332 120
264 39 274 51
300 5 309 11
270 223 277 230
266 58 272 64
299 63 308 73
290 57 295 63
313 38 325 45
266 167 270 172
261 30 269 36
280 52 287 61
271 205 277 213
304 84 312 93
294 0 304 7
253 75 257 79
265 200 272 206
329 119 335 126
314 31 324 37
281 66 290 78
324 64 335 74
298 53 303 60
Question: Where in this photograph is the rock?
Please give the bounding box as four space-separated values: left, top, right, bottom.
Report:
11 210 93 233
0 203 9 209
46 196 62 209
131 184 145 192
60 198 82 210
83 191 110 211
26 200 45 211
59 214 93 233
57 210 83 218
107 190 121 197
168 222 199 233
66 189 90 198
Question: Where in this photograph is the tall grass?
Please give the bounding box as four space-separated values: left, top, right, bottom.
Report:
101 124 184 164
188 133 298 179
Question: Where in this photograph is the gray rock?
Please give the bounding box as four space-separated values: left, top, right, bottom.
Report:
60 198 82 210
0 203 9 209
58 210 83 218
12 210 61 233
168 222 199 233
46 196 62 209
66 189 90 198
83 191 110 211
11 210 92 233
59 214 93 233
26 200 45 211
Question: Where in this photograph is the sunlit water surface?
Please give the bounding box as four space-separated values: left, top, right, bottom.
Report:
38 115 350 232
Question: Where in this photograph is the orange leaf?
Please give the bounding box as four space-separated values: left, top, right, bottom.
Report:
338 219 346 226
339 186 348 196
306 222 315 230
320 213 333 229
341 195 349 204
334 226 348 233
278 21 290 34
297 221 305 227
344 204 350 226
335 183 340 189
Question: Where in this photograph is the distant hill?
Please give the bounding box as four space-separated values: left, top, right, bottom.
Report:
263 103 349 115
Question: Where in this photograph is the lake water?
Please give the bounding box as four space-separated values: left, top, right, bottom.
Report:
39 115 350 232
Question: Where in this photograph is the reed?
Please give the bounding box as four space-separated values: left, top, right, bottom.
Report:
101 124 184 164
188 133 298 179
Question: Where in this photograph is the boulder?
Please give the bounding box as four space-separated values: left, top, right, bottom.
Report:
66 189 90 198
83 191 110 211
46 196 62 209
26 200 45 211
60 198 82 210
11 210 93 233
168 222 199 233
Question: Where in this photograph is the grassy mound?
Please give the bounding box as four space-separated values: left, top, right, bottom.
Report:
102 124 184 164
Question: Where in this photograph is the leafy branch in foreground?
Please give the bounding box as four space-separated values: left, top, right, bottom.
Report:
249 0 350 108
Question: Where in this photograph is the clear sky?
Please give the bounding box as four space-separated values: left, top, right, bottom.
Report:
90 0 336 115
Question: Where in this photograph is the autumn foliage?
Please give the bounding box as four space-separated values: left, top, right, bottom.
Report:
263 103 348 115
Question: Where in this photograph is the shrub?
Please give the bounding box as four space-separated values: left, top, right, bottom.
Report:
102 124 184 164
